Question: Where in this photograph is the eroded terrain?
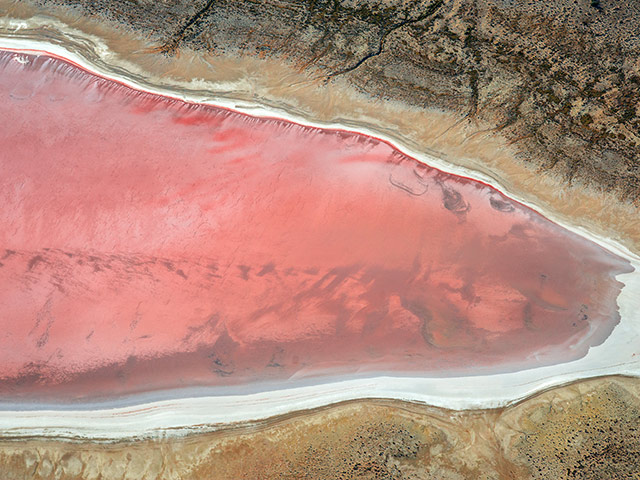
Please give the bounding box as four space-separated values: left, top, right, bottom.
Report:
14 0 640 202
2 0 638 256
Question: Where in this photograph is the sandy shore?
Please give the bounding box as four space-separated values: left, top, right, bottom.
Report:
1 5 639 254
1 375 638 479
0 33 637 440
0 36 636 259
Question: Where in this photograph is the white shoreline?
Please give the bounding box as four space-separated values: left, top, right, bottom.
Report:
0 33 638 440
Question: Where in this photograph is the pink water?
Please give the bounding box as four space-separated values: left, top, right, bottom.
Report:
0 51 631 401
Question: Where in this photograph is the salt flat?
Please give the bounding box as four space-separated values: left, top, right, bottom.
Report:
0 35 637 440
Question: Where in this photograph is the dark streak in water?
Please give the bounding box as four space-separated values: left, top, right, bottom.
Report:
490 197 515 213
389 174 428 196
440 186 470 216
257 263 275 277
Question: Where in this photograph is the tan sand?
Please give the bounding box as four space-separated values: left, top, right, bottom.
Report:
0 375 638 479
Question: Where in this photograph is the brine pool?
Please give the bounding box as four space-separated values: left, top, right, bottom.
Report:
0 49 632 402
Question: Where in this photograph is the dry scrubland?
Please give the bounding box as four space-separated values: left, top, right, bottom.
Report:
5 0 639 253
23 0 640 202
0 376 638 479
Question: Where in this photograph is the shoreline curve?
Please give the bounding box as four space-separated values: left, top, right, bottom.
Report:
0 36 638 440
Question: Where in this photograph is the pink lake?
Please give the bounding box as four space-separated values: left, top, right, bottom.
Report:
0 50 631 401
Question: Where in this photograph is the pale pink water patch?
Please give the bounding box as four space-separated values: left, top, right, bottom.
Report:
0 51 632 401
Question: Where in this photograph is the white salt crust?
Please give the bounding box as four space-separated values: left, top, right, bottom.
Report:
0 27 637 440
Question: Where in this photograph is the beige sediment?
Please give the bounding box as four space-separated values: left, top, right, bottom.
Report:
0 375 638 479
1 0 639 256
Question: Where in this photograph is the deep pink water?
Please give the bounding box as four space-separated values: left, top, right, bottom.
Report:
0 50 632 401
